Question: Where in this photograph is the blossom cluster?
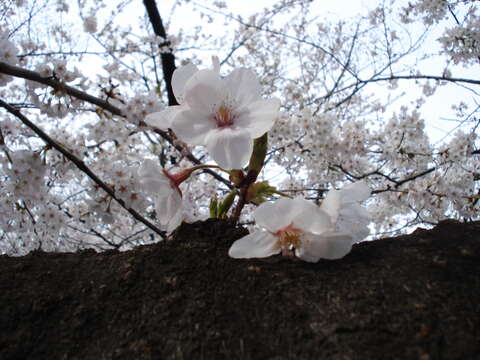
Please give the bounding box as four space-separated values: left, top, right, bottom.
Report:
0 29 18 86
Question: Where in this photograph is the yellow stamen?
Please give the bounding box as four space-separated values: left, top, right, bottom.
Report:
214 106 234 128
275 224 303 256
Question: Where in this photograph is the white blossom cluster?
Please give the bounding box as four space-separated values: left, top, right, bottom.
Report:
120 92 164 125
439 11 480 65
0 29 19 86
401 0 449 25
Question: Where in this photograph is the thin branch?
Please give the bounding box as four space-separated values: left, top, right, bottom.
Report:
0 61 123 115
360 74 480 86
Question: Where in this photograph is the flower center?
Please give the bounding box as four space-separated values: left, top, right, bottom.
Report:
275 224 303 256
214 106 235 128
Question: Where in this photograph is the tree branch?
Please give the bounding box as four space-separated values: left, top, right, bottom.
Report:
143 0 178 106
0 61 123 116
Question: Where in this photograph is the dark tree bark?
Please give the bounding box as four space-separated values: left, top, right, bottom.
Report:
1 219 479 359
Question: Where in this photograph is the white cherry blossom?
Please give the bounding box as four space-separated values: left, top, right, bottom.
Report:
229 197 352 262
145 63 280 169
138 160 183 233
320 181 371 243
229 182 371 262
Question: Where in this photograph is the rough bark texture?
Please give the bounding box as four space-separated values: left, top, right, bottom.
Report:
0 219 479 360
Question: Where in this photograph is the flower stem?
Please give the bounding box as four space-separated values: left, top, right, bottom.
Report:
272 189 293 198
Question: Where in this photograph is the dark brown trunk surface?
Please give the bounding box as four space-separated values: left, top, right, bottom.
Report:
1 219 479 360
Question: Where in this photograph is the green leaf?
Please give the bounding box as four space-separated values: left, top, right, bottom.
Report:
247 133 268 177
209 195 219 218
217 189 238 219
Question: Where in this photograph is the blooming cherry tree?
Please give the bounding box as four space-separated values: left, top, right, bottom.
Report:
0 0 478 256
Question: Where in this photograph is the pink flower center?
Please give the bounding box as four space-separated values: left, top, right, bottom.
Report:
275 224 304 256
214 106 235 128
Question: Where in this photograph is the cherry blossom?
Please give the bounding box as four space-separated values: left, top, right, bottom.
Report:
146 64 281 169
138 160 184 233
229 182 371 262
0 30 18 86
320 181 371 243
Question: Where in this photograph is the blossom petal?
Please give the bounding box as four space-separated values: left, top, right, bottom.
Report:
211 55 220 73
234 98 280 139
322 182 370 215
172 63 198 103
254 199 288 232
144 106 181 130
165 203 183 233
183 69 224 114
292 201 332 234
172 108 216 145
138 159 160 178
320 188 341 222
204 127 253 169
335 204 370 242
321 181 371 241
296 232 353 262
155 190 183 231
228 230 280 259
254 197 304 232
224 68 262 108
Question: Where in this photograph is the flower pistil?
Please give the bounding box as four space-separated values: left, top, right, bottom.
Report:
275 224 303 256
